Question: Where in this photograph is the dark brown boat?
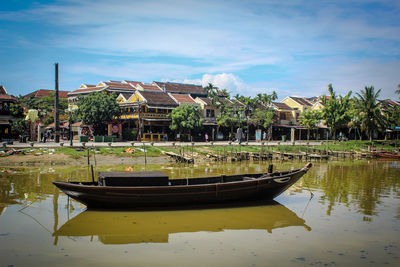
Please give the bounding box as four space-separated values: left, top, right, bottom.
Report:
52 163 312 209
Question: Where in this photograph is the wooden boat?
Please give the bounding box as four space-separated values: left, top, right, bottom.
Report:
373 151 400 159
53 163 312 209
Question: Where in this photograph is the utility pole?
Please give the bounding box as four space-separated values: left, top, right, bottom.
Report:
54 63 60 143
137 99 142 142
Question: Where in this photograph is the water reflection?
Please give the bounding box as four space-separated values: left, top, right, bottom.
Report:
303 161 400 218
1 161 400 220
53 201 311 245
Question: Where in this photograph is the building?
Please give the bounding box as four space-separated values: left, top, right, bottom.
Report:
281 96 313 112
67 80 138 111
0 86 18 140
23 89 70 99
118 90 178 141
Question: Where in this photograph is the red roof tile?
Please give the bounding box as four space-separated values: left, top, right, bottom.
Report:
124 81 143 87
272 102 293 110
24 89 70 99
198 97 212 105
153 81 205 94
68 86 107 95
139 91 178 106
0 94 17 101
290 97 312 106
170 93 196 104
104 82 135 90
139 84 162 92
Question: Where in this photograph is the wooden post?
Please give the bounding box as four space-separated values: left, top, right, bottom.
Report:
54 63 60 143
87 148 90 166
143 142 147 165
90 165 94 183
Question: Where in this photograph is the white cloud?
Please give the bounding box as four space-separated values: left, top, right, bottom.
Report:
1 0 400 99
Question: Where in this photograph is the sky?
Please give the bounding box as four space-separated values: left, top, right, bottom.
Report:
0 0 399 100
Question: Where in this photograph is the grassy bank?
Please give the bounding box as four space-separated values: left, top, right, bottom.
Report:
1 140 398 159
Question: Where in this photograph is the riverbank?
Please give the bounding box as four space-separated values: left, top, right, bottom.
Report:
0 140 398 167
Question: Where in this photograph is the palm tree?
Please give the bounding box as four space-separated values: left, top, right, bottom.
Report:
354 86 387 141
395 84 400 96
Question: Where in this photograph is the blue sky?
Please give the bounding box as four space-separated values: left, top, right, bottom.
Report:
0 0 399 100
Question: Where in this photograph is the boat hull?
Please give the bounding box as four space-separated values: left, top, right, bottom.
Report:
53 164 311 209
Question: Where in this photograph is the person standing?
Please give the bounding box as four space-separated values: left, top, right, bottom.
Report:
205 133 209 142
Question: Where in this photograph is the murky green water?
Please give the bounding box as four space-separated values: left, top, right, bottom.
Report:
1 160 399 266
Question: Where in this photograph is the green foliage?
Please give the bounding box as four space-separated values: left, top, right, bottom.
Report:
386 105 400 128
321 84 352 138
168 104 203 137
217 101 241 132
20 92 68 117
122 128 137 141
395 84 400 97
75 92 120 135
204 83 220 106
299 110 321 140
354 86 387 141
11 118 29 137
9 102 24 118
250 107 275 129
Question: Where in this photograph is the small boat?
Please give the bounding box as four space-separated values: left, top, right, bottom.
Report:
373 151 400 159
53 163 312 209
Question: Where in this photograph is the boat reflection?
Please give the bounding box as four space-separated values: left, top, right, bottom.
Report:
53 201 311 245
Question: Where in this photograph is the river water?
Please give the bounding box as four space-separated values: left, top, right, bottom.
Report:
0 160 399 266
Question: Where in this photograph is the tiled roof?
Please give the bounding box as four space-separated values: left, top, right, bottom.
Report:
290 96 312 106
138 84 162 92
68 86 107 95
229 99 245 108
170 93 196 104
198 97 212 105
120 93 133 101
272 102 293 110
139 91 178 106
124 81 143 87
24 89 70 99
104 82 135 90
305 96 319 104
379 99 400 110
153 81 205 94
0 86 7 94
0 94 17 101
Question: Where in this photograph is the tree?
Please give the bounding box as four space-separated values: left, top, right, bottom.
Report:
250 108 275 129
299 110 321 141
354 86 387 141
11 118 29 138
347 105 363 140
204 83 219 106
19 92 68 126
395 84 400 96
168 104 203 141
75 92 120 135
386 105 400 130
321 84 352 140
216 101 240 139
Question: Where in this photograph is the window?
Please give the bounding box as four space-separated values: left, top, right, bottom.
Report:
206 109 215 118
